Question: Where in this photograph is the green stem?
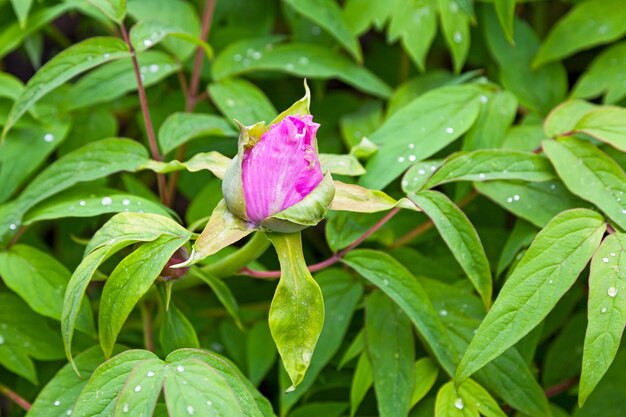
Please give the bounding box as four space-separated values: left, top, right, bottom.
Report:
201 232 270 277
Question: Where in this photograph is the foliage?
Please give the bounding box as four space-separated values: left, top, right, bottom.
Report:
0 0 625 416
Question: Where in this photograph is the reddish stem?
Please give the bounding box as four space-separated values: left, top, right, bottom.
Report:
241 207 402 279
119 23 167 203
0 384 31 411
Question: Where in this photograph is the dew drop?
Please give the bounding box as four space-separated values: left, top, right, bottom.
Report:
454 397 464 410
408 155 416 162
608 287 618 297
506 197 513 203
79 200 86 206
123 403 129 413
445 127 454 134
478 173 485 179
513 194 520 201
143 39 153 47
54 400 61 406
622 209 626 214
383 278 389 286
252 51 262 60
299 56 310 65
140 66 148 74
44 133 54 142
611 252 616 257
66 409 72 416
9 224 16 230
550 184 557 190
408 143 415 149
207 400 213 406
449 2 458 12
147 370 155 377
101 197 113 206
103 53 111 59
430 166 437 171
440 309 448 317
479 95 488 104
187 405 194 415
149 64 159 73
226 98 236 107
601 307 608 314
177 365 185 373
122 199 131 206
602 257 610 263
233 54 242 62
397 156 405 163
134 385 142 392
302 351 312 363
418 169 426 175
286 63 295 71
453 31 463 43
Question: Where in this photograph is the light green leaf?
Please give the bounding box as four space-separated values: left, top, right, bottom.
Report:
343 250 457 375
72 350 158 416
338 330 365 369
67 51 180 111
361 85 482 189
575 349 626 417
366 291 415 417
115 358 166 416
160 303 200 355
87 0 126 22
579 233 626 405
23 186 171 225
388 1 437 71
0 245 94 334
463 90 518 150
543 99 598 138
482 9 566 114
319 154 365 176
423 150 555 190
279 269 363 414
267 232 325 390
475 180 585 228
456 209 606 384
180 200 255 267
208 78 277 126
543 137 626 231
10 0 34 28
458 379 507 417
435 382 477 417
146 151 233 179
189 268 243 329
99 235 190 358
574 107 626 152
0 72 24 101
213 42 391 99
494 0 516 43
438 0 470 73
533 0 626 67
572 41 626 104
350 352 373 417
0 293 64 383
401 160 444 193
158 112 237 155
409 190 492 308
330 181 416 213
2 37 130 137
284 0 362 62
130 19 213 58
411 358 439 408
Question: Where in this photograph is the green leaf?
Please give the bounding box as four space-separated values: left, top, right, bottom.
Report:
2 37 130 137
246 321 277 386
26 345 120 417
158 112 237 155
456 209 606 384
350 352 373 417
188 268 243 329
343 250 458 375
23 186 171 225
212 41 391 99
482 9 566 114
67 51 180 111
533 0 626 67
494 0 515 43
129 19 213 58
330 181 415 213
409 190 492 308
208 78 277 126
180 200 255 267
579 233 626 405
435 382 476 417
543 137 626 231
87 0 126 22
114 357 166 416
0 245 94 334
72 350 158 416
463 90 518 151
361 85 482 189
423 150 555 190
496 219 537 276
10 0 34 28
574 107 626 152
543 99 598 138
572 41 626 104
438 0 470 73
388 1 437 71
62 213 190 369
160 302 200 355
284 0 362 62
366 291 415 417
99 235 190 358
458 379 507 417
319 154 365 176
267 232 325 390
575 349 626 417
279 268 363 414
338 330 365 369
411 358 439 408
0 72 24 101
474 180 585 228
0 293 64 383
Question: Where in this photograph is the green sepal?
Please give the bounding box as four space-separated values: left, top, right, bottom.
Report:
262 172 335 233
267 232 324 391
269 79 311 126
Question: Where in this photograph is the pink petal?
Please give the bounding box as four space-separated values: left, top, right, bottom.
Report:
242 115 323 223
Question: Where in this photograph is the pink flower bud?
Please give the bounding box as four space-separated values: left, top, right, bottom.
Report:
241 115 323 223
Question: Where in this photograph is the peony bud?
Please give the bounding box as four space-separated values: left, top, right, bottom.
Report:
160 246 190 280
223 114 334 233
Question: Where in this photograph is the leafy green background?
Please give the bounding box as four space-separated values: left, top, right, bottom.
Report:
1 0 626 416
